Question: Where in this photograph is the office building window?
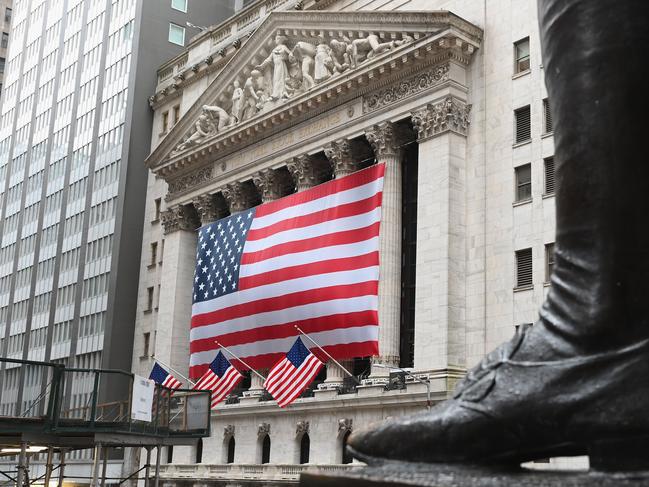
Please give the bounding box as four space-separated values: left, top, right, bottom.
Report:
514 37 530 73
514 105 531 143
543 98 553 133
515 163 532 202
161 111 169 133
0 57 5 73
173 105 180 125
516 248 533 288
168 23 185 46
4 8 11 23
146 287 154 311
1 32 7 48
545 243 555 282
154 198 161 221
171 0 188 12
143 332 150 356
544 156 555 195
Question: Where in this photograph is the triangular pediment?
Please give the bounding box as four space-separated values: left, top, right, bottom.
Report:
146 10 482 176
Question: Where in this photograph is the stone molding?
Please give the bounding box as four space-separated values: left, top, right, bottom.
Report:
365 121 399 159
258 422 271 437
363 63 450 114
324 139 355 178
411 95 472 140
296 420 310 436
167 165 213 198
251 168 282 203
160 205 200 235
224 424 235 438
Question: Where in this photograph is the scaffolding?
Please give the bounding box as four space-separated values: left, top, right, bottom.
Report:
0 358 211 487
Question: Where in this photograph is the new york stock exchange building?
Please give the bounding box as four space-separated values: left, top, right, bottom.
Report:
133 0 566 483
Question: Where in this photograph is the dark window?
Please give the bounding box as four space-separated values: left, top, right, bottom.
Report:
1 33 7 49
261 435 271 464
166 446 173 463
0 57 5 74
161 111 169 133
150 242 158 266
342 430 353 464
154 198 161 221
544 156 555 194
195 439 203 463
143 332 150 356
514 37 530 73
515 164 532 202
400 143 417 368
173 105 180 124
516 248 533 288
514 105 531 143
227 437 235 464
545 243 555 282
4 8 11 23
299 433 310 464
543 98 553 133
146 287 154 311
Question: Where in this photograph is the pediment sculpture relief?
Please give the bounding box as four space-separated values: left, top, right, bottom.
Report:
172 30 415 155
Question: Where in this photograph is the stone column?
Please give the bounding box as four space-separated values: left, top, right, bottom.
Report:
251 168 282 203
221 181 252 213
365 122 402 378
193 194 221 226
324 139 356 178
286 154 318 191
411 96 471 384
157 205 200 379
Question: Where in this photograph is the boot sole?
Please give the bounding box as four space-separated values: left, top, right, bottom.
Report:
348 436 649 473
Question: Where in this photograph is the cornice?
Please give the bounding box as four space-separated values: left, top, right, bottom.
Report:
146 11 481 181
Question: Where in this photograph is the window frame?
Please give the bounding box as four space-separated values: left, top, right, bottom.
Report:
515 247 533 289
171 0 188 13
514 105 532 144
543 98 553 134
514 37 530 74
514 163 532 202
545 242 555 283
168 23 185 46
543 156 555 195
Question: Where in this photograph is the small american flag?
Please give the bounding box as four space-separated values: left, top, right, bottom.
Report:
149 363 183 391
189 164 384 379
264 337 324 407
193 351 243 408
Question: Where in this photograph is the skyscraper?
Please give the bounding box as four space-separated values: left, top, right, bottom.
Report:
0 0 12 102
0 0 233 431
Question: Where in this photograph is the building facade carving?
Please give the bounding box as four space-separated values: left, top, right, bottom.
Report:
160 205 200 234
323 139 355 178
223 424 235 438
411 95 472 140
258 422 271 437
338 418 352 433
251 168 283 203
295 421 310 436
167 166 214 197
365 121 399 159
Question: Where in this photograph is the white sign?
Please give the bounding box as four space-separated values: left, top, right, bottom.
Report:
131 375 155 422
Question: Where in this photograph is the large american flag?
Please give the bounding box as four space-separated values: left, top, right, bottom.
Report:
189 164 385 379
264 337 324 407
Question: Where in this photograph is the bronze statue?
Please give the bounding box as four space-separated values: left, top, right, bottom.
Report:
349 0 649 472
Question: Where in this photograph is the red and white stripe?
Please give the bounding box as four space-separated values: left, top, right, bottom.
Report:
193 366 243 409
189 164 385 379
264 354 324 408
162 375 182 391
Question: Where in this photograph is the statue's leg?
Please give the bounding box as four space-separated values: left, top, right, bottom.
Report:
348 0 649 470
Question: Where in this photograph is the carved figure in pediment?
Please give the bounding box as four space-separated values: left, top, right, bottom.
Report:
290 41 316 91
203 104 234 131
314 36 334 83
176 104 232 152
330 37 352 74
351 34 395 67
241 70 267 121
230 80 243 122
257 34 292 100
395 34 414 47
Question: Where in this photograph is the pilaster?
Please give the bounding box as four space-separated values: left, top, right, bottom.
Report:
365 122 402 375
411 98 471 376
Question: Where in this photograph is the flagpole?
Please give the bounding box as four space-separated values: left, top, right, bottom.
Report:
294 325 360 384
154 357 196 387
214 340 267 381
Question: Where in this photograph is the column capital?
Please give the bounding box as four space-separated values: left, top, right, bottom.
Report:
365 121 400 159
160 205 199 235
251 168 282 203
221 181 252 213
324 139 356 179
411 95 472 141
193 194 221 225
286 154 317 191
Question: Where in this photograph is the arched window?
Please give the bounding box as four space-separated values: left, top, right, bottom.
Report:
342 430 352 464
299 433 310 464
227 436 235 464
195 438 203 464
261 435 271 464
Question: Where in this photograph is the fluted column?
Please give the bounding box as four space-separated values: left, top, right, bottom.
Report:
251 168 282 203
221 181 254 213
365 122 402 376
410 96 471 381
286 154 318 191
157 205 201 379
193 194 222 225
324 139 356 178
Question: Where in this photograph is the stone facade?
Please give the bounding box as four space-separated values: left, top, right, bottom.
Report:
133 0 582 483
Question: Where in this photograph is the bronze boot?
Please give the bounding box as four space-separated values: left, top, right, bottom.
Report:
348 0 649 471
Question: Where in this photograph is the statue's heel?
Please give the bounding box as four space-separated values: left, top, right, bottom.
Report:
589 436 649 472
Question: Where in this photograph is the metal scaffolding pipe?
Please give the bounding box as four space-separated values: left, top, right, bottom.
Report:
44 447 54 487
16 442 26 487
144 447 152 487
58 449 66 487
100 446 108 487
90 445 101 487
154 446 161 487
